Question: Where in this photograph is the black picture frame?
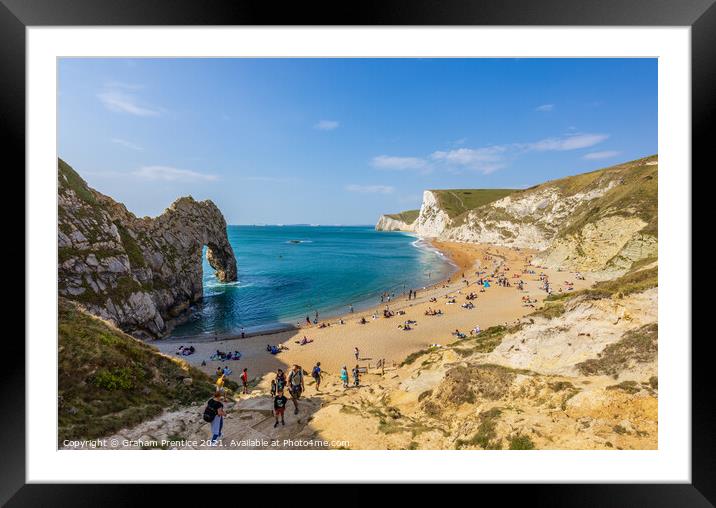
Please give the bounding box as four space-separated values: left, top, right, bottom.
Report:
4 0 707 505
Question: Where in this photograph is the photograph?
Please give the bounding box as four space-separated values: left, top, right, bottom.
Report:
56 57 660 451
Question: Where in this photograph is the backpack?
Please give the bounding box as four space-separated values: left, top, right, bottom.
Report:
289 369 302 386
203 400 218 423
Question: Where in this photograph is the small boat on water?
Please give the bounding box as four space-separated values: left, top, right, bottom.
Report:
288 239 302 244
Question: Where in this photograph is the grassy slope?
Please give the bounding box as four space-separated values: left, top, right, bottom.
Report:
554 155 658 238
58 298 216 442
58 158 97 205
385 209 420 224
430 189 515 218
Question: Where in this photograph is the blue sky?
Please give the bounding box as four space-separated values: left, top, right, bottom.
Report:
58 58 657 225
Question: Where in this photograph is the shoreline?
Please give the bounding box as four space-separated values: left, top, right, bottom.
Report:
164 234 461 344
155 239 595 382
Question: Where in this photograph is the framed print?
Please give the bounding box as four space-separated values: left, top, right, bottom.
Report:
4 0 711 504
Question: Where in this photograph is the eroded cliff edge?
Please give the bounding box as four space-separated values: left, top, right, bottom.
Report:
378 155 658 278
58 159 238 339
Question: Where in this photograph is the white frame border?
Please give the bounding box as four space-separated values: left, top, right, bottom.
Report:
27 26 691 483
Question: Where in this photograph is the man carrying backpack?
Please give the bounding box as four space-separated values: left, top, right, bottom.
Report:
288 364 304 415
203 391 225 446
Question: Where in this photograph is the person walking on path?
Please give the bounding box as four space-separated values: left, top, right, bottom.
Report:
215 374 226 401
205 392 225 446
240 368 249 394
311 362 322 391
288 364 304 415
273 390 288 427
340 366 349 388
275 368 287 393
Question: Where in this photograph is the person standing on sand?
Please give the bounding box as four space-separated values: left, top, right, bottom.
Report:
354 347 360 361
340 366 349 388
273 389 288 427
349 304 354 313
312 362 322 391
240 368 249 394
352 365 360 387
288 364 304 415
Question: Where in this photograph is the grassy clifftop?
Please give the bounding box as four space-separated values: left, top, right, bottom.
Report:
58 298 216 442
430 189 515 219
385 209 420 224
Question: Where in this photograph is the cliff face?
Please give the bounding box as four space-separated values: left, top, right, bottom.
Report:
375 209 419 232
58 159 238 339
375 215 416 232
393 156 658 276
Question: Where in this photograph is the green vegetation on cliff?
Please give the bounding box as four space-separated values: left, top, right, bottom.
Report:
545 265 658 305
58 158 97 205
385 209 420 224
430 189 515 218
554 155 658 238
576 323 658 377
58 298 215 442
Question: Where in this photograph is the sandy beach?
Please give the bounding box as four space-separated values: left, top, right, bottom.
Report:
156 241 593 384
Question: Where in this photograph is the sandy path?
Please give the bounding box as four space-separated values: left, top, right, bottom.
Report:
156 242 592 383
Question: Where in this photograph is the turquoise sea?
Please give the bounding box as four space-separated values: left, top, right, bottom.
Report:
169 225 456 337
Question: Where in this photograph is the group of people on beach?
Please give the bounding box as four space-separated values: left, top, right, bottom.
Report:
175 345 195 356
210 349 241 361
201 250 587 446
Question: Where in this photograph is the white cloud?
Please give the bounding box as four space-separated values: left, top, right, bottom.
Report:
345 184 394 194
583 150 621 160
243 176 295 183
371 155 429 171
432 146 506 163
133 166 218 182
98 83 161 117
314 120 339 131
111 138 143 151
430 146 509 174
104 81 143 91
535 104 555 112
374 132 609 176
527 133 609 151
